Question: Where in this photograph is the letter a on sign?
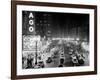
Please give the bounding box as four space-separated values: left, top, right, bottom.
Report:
29 12 34 18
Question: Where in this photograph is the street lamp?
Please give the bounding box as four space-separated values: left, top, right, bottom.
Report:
35 40 38 65
33 36 40 65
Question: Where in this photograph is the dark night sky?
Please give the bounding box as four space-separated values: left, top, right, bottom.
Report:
22 11 89 41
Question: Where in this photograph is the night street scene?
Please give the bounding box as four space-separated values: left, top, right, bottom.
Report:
22 11 89 69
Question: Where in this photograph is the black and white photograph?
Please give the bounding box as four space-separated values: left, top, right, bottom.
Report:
22 11 89 69
11 2 97 79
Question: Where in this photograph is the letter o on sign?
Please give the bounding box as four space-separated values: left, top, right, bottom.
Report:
29 20 34 25
29 26 34 32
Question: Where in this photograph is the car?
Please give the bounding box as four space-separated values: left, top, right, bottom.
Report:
46 57 53 63
37 61 45 68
